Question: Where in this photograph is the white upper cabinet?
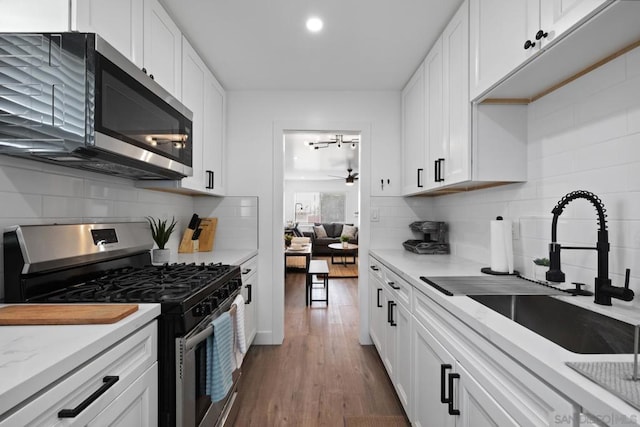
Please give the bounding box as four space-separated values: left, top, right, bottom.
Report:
401 63 426 195
180 39 207 193
469 0 539 101
425 37 444 191
203 68 226 194
75 0 144 68
401 0 527 196
143 0 182 99
441 3 470 186
539 0 608 43
470 0 611 101
141 37 226 195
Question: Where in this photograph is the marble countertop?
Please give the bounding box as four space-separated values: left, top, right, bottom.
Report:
370 249 640 426
0 303 160 417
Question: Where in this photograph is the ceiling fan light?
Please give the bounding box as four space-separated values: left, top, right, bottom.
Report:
345 180 354 186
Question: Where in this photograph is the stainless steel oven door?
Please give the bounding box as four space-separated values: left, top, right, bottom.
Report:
176 308 239 427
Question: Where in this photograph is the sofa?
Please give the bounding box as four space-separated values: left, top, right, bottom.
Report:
303 223 358 256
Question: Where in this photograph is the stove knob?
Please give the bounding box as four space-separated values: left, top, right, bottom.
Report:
209 296 219 310
194 303 206 317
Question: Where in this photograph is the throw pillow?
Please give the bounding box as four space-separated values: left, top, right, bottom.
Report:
314 224 328 238
341 224 357 240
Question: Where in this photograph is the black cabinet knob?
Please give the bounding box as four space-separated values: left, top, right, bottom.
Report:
142 67 147 74
149 74 154 80
535 30 548 40
524 40 535 50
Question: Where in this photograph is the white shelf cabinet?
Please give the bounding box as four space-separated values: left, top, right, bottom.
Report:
241 256 258 348
0 322 158 427
470 0 608 101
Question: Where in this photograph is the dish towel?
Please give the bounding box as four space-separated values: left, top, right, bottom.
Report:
232 294 247 368
206 311 234 402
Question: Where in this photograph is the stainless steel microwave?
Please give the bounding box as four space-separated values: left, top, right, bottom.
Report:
0 33 192 179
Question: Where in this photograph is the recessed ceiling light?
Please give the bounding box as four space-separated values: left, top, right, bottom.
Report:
306 17 323 33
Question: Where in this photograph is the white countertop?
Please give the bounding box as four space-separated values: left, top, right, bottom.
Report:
0 303 160 417
165 249 257 266
371 249 640 426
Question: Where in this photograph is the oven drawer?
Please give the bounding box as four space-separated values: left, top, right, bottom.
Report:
1 322 157 426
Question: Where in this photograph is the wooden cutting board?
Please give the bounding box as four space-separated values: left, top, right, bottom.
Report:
0 304 139 325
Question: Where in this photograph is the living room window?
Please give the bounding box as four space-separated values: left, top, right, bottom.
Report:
294 192 346 224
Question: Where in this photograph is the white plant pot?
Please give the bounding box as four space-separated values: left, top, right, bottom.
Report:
342 241 348 248
534 265 548 282
152 248 171 264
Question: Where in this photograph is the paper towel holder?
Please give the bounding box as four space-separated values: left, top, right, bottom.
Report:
482 216 519 275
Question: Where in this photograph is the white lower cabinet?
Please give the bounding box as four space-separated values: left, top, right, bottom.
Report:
241 256 258 348
368 263 385 352
0 322 157 427
368 254 579 426
412 318 517 427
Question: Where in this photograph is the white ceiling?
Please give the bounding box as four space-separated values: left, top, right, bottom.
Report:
284 132 359 181
160 0 464 91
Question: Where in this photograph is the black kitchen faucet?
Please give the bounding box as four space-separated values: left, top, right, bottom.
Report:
546 190 634 306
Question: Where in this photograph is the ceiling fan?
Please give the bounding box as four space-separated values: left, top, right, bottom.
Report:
306 134 360 150
329 168 359 186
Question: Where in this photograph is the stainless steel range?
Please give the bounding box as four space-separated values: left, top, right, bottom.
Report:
3 222 242 427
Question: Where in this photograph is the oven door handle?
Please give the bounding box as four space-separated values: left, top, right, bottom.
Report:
185 324 214 351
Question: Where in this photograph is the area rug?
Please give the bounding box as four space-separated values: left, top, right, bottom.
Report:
343 415 409 427
315 255 358 278
285 255 358 278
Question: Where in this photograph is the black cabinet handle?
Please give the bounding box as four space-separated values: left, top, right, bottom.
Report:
245 284 252 304
387 281 400 290
434 159 439 182
387 300 392 324
440 364 452 403
524 39 535 50
58 376 119 418
242 268 252 275
389 301 397 326
370 265 379 271
535 29 548 40
377 288 382 308
437 158 445 182
205 170 214 189
448 373 460 415
417 168 424 188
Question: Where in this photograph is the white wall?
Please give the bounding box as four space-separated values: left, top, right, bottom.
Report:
194 196 258 250
422 46 640 308
225 90 401 344
284 179 360 227
0 156 195 300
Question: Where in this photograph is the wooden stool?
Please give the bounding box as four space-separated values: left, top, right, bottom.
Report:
307 260 329 305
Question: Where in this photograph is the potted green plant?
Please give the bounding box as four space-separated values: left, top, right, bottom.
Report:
284 234 293 247
147 216 177 263
340 234 350 248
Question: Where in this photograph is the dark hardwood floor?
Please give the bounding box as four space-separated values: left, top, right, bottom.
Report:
233 272 408 426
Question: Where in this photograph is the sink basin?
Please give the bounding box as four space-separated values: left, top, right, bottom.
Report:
468 295 635 354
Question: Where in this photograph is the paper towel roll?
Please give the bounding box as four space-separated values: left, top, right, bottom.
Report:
490 218 514 273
